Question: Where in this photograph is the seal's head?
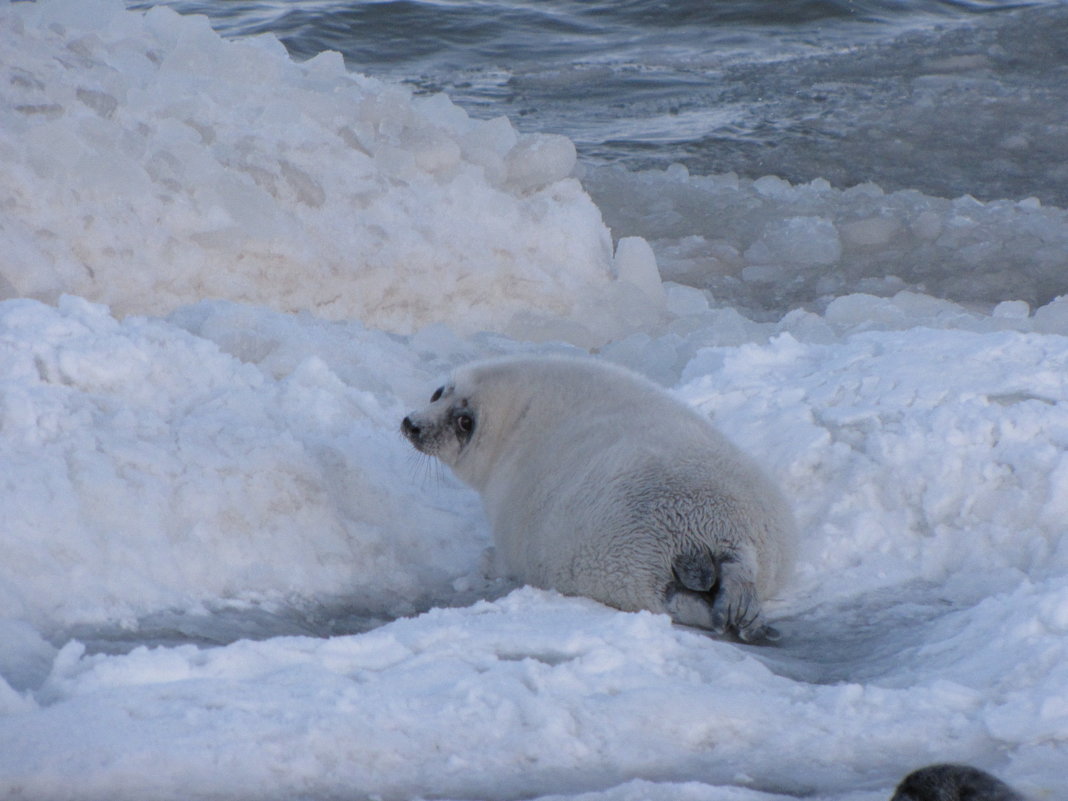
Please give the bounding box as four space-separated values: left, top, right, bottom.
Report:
401 381 477 468
401 355 701 492
400 357 559 489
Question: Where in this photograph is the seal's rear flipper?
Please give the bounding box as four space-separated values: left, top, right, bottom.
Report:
667 548 724 632
672 548 716 592
668 548 780 645
737 623 781 644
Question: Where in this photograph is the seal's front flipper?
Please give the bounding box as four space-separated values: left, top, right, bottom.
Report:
666 589 716 631
479 546 512 581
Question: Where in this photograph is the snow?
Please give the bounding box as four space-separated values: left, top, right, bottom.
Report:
0 0 1066 799
0 0 658 347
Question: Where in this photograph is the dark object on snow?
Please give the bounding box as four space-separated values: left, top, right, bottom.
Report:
891 764 1025 801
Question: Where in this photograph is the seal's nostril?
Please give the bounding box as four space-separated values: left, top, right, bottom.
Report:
402 416 419 437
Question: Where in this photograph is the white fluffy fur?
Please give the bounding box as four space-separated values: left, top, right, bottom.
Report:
402 356 796 642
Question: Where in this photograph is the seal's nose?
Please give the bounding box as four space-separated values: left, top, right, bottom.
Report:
401 416 419 439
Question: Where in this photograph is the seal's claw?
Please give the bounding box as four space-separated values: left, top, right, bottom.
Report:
707 557 780 644
737 622 780 645
708 607 728 635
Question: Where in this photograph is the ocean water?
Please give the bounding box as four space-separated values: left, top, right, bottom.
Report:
132 0 1068 207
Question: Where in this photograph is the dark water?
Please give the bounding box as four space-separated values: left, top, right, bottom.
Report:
130 0 1068 205
130 0 1040 64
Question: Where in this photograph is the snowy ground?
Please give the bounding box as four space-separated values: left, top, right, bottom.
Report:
0 1 1065 799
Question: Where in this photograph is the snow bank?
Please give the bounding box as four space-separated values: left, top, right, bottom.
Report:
0 0 660 345
6 292 1066 635
0 296 492 639
587 165 1068 317
682 328 1068 607
0 295 1065 799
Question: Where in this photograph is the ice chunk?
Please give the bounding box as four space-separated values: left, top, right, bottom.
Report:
840 216 900 246
745 217 842 267
992 300 1030 319
752 174 794 199
613 236 665 306
664 283 711 316
0 619 55 696
1034 296 1068 334
505 133 577 192
911 210 943 240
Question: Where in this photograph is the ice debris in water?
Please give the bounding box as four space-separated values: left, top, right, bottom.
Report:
587 165 1068 318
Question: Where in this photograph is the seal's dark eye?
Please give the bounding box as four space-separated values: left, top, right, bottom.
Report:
430 387 443 402
455 414 474 434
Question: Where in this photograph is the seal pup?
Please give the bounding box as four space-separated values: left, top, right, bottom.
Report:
402 355 796 643
891 764 1025 801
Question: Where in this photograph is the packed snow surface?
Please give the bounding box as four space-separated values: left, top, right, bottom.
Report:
0 1 1066 800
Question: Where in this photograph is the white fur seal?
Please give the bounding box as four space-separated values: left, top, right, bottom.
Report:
401 355 795 643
